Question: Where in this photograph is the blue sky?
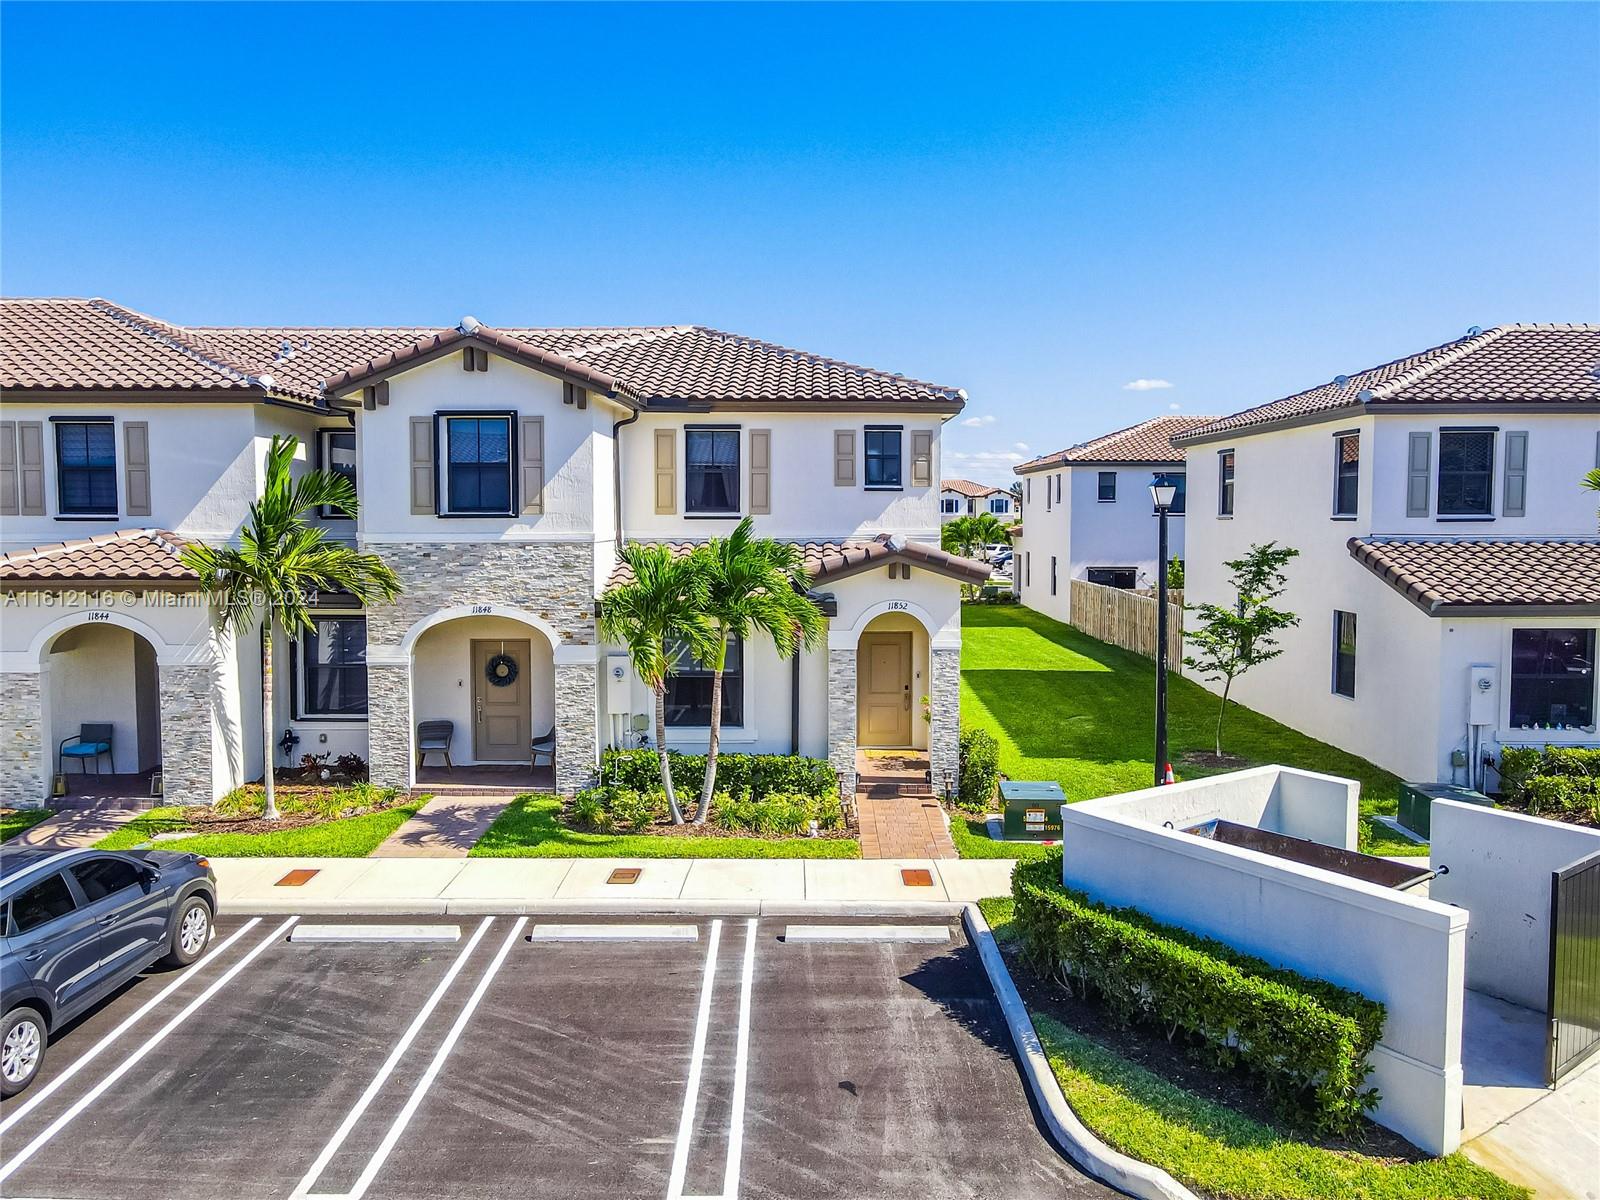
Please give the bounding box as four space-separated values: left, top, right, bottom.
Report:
3 2 1596 484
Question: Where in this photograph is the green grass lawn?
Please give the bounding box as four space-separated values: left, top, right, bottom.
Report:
94 801 425 857
1 808 54 842
961 604 1423 856
471 795 861 859
977 899 1522 1200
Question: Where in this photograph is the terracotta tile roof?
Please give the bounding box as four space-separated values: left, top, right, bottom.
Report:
1349 537 1600 614
0 529 198 586
940 478 1003 498
604 534 990 590
3 298 965 410
1181 325 1600 443
1015 415 1220 473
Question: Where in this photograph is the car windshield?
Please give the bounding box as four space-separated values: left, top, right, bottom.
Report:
0 848 54 885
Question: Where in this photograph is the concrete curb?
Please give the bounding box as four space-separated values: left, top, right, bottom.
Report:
224 898 969 918
961 903 1200 1200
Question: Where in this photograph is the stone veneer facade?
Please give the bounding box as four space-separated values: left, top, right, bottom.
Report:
363 541 600 794
826 648 858 796
826 642 962 801
0 672 44 806
157 663 216 805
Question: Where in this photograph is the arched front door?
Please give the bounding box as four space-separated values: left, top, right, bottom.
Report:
858 630 913 747
471 638 532 761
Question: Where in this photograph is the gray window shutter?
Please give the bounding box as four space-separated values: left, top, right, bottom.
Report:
1406 431 1431 517
654 428 676 514
18 421 44 515
124 421 151 517
1502 431 1528 518
749 429 771 515
520 416 544 515
910 430 933 487
0 422 17 516
409 416 435 514
833 430 856 486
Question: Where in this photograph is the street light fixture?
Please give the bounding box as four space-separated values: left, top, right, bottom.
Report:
1149 481 1178 786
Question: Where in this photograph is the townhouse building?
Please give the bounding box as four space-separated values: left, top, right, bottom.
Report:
0 298 985 805
938 478 1014 521
1011 415 1216 622
1176 324 1600 786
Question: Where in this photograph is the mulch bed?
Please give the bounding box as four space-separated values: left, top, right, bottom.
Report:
1488 795 1598 829
555 800 855 841
150 784 410 837
996 937 1429 1163
1179 751 1253 770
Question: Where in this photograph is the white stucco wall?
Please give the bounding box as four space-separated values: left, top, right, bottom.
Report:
1429 798 1600 1011
1086 765 1359 848
1066 464 1186 587
1062 770 1468 1156
1013 467 1070 623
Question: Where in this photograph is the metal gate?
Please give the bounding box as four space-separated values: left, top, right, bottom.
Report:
1547 847 1600 1086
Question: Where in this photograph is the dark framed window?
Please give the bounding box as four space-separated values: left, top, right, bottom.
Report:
10 873 76 934
665 635 743 727
1510 628 1595 730
71 857 142 902
864 427 902 488
319 429 358 519
988 496 1009 514
1050 555 1058 595
1098 472 1117 502
1438 430 1494 517
685 427 740 514
941 497 959 514
442 414 513 515
1087 568 1137 589
1218 450 1235 516
56 420 117 515
1333 432 1359 517
1151 472 1186 514
299 616 368 717
1332 610 1357 698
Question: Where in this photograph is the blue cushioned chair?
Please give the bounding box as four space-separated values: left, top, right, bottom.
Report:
59 723 114 776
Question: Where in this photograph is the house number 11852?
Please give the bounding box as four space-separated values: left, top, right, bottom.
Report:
885 600 909 612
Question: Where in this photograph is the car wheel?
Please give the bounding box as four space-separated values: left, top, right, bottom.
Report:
164 896 212 967
1 1007 47 1098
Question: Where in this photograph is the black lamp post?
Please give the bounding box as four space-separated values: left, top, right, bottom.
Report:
1150 481 1178 786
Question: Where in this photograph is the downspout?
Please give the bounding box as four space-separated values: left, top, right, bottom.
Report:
790 638 801 755
611 406 642 549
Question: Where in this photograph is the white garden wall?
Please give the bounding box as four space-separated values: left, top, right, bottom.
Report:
1429 798 1600 1011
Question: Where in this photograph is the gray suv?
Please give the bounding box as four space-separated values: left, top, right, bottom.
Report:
1 847 217 1096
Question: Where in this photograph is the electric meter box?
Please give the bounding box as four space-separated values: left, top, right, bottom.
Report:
1000 780 1067 842
1468 664 1498 726
605 655 632 715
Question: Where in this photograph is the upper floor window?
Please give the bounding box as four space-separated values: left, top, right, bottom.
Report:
989 496 1009 514
1218 450 1235 516
56 419 116 516
1510 628 1595 731
665 635 742 726
1333 432 1359 517
442 414 513 516
686 427 740 515
1025 478 1032 505
1097 472 1116 502
1438 429 1494 517
864 427 902 489
1151 472 1186 514
320 429 357 519
941 496 960 514
299 615 368 718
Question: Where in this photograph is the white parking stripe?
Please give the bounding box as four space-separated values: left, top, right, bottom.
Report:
289 917 495 1199
0 916 297 1186
721 918 759 1200
339 916 528 1200
666 918 724 1200
0 917 262 1138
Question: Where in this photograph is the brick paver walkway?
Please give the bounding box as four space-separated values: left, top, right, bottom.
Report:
7 806 140 849
375 792 514 857
857 795 958 860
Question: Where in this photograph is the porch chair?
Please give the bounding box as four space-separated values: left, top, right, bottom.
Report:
416 720 455 770
59 723 114 776
530 726 556 772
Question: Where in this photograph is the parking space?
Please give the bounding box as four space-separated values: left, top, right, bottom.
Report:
1 914 1115 1200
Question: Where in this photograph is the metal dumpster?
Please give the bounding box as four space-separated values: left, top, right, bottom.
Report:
1397 781 1493 838
1000 780 1066 841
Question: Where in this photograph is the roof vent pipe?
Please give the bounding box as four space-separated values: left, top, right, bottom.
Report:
1357 388 1374 402
459 315 482 335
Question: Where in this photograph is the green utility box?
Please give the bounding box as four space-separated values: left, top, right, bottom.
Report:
1397 781 1493 839
1000 780 1066 841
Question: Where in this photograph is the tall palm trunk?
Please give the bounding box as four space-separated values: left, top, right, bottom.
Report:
695 666 724 824
261 622 279 820
655 681 685 824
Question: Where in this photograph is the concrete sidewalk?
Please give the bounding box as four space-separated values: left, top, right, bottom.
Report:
211 855 1018 915
374 793 513 857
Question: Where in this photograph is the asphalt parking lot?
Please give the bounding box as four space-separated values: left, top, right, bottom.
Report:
1 913 1116 1200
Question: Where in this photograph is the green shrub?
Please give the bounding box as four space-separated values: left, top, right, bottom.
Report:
1011 856 1385 1134
601 749 837 800
210 782 395 821
570 788 612 831
958 727 1001 811
607 787 668 831
1495 746 1543 801
711 790 843 835
1524 774 1600 820
1539 746 1600 779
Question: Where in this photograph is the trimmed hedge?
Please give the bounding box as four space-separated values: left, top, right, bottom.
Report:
601 749 838 801
958 727 1001 811
1496 745 1600 822
1011 856 1385 1134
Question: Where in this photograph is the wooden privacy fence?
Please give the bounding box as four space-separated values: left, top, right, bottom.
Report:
1070 579 1184 671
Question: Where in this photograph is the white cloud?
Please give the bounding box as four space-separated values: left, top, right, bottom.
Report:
1014 441 1030 451
960 414 996 427
1168 402 1181 411
946 448 1025 469
1123 378 1174 391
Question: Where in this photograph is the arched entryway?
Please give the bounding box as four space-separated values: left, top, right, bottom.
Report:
41 621 162 799
855 611 930 751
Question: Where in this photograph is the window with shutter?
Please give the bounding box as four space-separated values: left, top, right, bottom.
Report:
1406 432 1431 518
520 416 544 515
0 422 18 516
910 430 932 487
833 430 856 487
409 416 436 514
123 421 151 517
55 420 117 516
748 429 771 515
654 428 677 514
1502 431 1527 518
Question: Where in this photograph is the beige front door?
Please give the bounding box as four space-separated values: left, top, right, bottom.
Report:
471 639 532 762
858 632 913 747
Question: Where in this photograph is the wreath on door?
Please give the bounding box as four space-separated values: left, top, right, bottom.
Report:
485 653 519 688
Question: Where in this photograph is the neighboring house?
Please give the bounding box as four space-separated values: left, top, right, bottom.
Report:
1176 323 1600 786
939 478 1014 521
0 298 986 805
1011 415 1218 623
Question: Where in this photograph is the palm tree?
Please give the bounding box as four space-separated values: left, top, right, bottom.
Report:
690 519 826 822
181 435 402 820
598 544 718 824
1584 467 1600 530
941 512 1009 560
